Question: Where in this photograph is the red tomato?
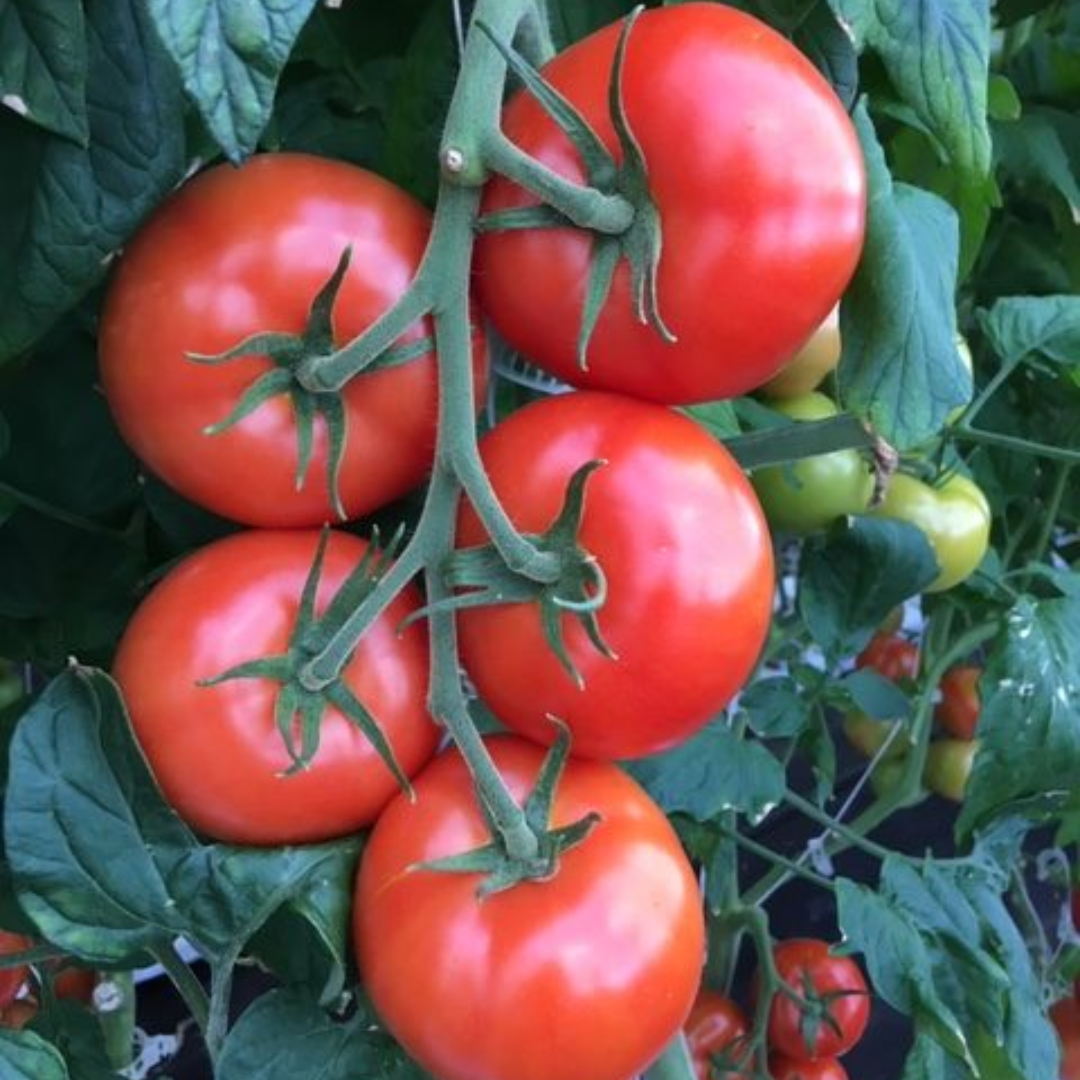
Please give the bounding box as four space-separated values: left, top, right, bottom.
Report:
475 5 866 404
455 392 774 760
0 931 31 1012
856 634 919 684
765 940 870 1061
1053 997 1080 1080
685 989 751 1080
100 153 486 526
113 530 437 844
769 1057 849 1080
934 665 980 740
355 736 705 1080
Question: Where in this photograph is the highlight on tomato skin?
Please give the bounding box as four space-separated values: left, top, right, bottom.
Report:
455 391 776 761
934 665 981 740
684 988 752 1080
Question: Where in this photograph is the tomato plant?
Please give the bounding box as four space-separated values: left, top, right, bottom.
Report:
768 1057 849 1080
99 153 486 527
113 529 437 844
1053 997 1080 1080
924 738 978 803
456 391 774 759
354 736 705 1080
684 989 751 1080
475 4 866 405
751 392 873 533
935 665 981 740
761 308 842 400
764 940 870 1061
0 931 32 1013
857 633 920 684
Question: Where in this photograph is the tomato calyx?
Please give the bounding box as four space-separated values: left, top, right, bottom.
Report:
477 8 675 366
199 529 412 788
188 247 432 521
441 460 615 687
414 727 601 897
794 970 869 1058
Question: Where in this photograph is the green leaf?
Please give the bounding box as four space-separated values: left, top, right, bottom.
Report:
837 106 969 450
682 400 741 441
0 0 186 364
28 1001 125 1080
625 721 785 824
0 1029 70 1080
0 0 88 143
837 668 911 721
4 667 361 967
833 0 992 180
145 0 319 164
994 108 1080 221
740 677 811 739
217 990 412 1080
988 75 1022 122
959 597 1080 836
978 294 1080 367
798 518 939 657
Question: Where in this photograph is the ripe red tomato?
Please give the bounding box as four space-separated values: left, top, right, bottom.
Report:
100 153 486 526
455 392 774 760
354 736 706 1080
113 529 437 844
765 940 870 1061
856 634 919 684
475 4 866 405
1053 997 1080 1080
0 931 31 1012
769 1057 849 1080
934 665 980 740
685 989 751 1080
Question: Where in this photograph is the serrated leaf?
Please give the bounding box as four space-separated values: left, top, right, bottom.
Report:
837 106 969 450
741 677 811 739
0 1029 70 1080
0 0 88 143
978 294 1080 367
145 0 319 164
625 721 785 824
959 597 1080 836
0 0 186 364
798 518 939 657
832 0 992 180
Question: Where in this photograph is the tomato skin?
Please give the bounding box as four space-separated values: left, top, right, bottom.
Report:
761 307 841 400
934 665 980 740
685 990 751 1080
100 153 486 526
1052 997 1080 1080
355 736 706 1080
113 530 437 845
924 738 977 803
475 5 866 405
751 392 873 534
768 1057 849 1080
0 931 32 1012
455 392 775 760
766 940 870 1061
870 473 991 593
857 633 919 684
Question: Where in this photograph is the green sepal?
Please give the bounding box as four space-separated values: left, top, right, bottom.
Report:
475 205 572 234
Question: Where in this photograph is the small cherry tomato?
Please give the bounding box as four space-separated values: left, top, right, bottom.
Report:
765 940 870 1061
856 634 919 684
934 665 980 740
841 713 907 762
0 931 32 1012
769 1056 849 1080
751 392 874 534
684 989 751 1080
924 738 978 803
1052 996 1080 1080
761 307 841 400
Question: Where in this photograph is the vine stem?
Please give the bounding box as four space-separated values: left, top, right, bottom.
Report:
150 939 210 1038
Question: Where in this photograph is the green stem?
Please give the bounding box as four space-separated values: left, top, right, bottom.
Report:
150 939 210 1036
204 962 235 1065
783 790 899 864
1028 461 1074 565
0 480 130 540
952 425 1080 464
641 1033 698 1080
94 972 137 1071
714 818 837 893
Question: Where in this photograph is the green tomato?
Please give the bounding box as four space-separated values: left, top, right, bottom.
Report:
760 306 841 400
751 392 874 534
924 738 978 803
842 712 908 761
871 472 990 592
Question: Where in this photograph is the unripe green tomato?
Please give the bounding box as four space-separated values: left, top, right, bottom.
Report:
871 472 991 592
842 712 908 761
751 392 873 534
869 756 909 799
760 306 841 400
924 738 978 802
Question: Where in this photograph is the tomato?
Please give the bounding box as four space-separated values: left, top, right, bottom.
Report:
769 1057 849 1080
455 392 774 760
924 738 978 803
113 530 437 844
354 736 705 1080
1052 997 1080 1080
0 931 31 1012
0 1000 37 1030
765 940 870 1061
475 5 866 405
841 713 906 762
750 392 873 533
685 989 751 1080
761 307 841 400
856 633 919 684
869 472 991 593
100 153 486 526
934 665 980 740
